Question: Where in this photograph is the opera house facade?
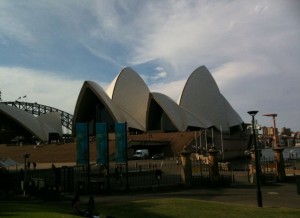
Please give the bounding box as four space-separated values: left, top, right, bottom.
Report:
73 66 244 135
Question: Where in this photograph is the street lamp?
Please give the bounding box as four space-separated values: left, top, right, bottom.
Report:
247 111 263 207
23 153 30 169
23 153 30 195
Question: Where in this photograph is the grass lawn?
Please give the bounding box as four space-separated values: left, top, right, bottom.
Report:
0 198 300 218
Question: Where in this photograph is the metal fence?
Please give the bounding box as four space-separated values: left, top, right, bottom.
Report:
7 160 182 198
191 160 234 187
258 156 298 182
5 159 238 198
7 157 297 198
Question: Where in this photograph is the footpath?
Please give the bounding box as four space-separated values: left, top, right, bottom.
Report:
85 175 300 209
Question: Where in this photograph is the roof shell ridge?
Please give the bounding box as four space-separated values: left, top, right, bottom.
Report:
151 92 185 131
179 65 218 104
106 67 149 99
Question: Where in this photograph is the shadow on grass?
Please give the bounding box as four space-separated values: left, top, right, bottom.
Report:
100 201 176 218
1 196 300 218
0 200 174 218
0 201 75 217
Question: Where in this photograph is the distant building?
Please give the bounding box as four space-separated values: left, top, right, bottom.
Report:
281 127 291 136
260 125 298 147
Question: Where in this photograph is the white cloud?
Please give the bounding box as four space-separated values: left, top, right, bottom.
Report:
0 0 299 131
149 68 168 82
125 0 300 79
0 67 81 114
0 2 36 45
212 60 278 89
149 80 186 103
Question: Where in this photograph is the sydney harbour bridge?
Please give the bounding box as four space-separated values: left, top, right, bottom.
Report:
0 101 73 131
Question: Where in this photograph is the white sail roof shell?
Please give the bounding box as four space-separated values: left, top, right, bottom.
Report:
73 65 243 133
74 81 145 131
107 67 150 131
74 81 123 122
179 66 242 132
0 103 62 141
220 93 244 127
151 92 186 131
181 107 213 129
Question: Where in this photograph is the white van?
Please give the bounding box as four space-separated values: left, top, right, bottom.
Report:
133 149 149 159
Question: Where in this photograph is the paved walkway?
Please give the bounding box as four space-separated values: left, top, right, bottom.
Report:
84 177 300 209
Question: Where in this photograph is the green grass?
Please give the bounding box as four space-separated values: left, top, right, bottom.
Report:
0 198 300 218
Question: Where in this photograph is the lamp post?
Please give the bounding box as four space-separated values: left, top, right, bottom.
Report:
247 111 263 207
23 153 30 195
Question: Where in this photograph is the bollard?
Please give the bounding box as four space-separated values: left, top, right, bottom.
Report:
273 147 286 182
179 148 192 188
296 176 300 195
208 147 220 182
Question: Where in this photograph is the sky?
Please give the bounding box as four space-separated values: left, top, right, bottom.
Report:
0 0 300 131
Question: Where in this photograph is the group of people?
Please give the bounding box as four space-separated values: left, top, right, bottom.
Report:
72 195 98 218
26 161 37 170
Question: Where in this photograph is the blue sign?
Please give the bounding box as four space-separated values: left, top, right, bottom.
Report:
96 123 108 164
115 123 127 163
76 123 89 165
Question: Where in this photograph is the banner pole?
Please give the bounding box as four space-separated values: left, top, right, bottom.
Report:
125 122 129 191
87 124 90 194
106 123 110 193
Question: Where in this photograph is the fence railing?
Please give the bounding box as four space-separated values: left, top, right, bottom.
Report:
191 160 234 187
7 160 182 197
259 156 298 178
5 157 299 198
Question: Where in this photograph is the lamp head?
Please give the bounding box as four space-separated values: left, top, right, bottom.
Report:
247 111 258 117
263 113 277 117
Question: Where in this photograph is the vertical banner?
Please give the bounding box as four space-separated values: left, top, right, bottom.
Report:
76 123 89 165
96 123 108 165
115 123 127 164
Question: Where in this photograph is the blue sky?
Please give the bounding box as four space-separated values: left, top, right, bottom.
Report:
0 0 300 131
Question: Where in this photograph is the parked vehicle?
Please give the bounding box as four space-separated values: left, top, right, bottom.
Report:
132 149 149 159
151 152 164 160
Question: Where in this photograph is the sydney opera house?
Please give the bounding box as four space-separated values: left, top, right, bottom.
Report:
73 65 244 135
0 65 247 159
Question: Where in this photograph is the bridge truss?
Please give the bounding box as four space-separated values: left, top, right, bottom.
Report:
0 101 73 131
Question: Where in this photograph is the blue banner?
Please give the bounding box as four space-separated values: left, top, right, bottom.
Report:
76 123 89 165
115 123 127 163
96 123 108 165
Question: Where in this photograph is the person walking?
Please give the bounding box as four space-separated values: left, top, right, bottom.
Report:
20 168 24 195
85 196 96 217
72 194 84 216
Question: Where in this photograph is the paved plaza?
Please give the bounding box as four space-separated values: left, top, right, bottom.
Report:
79 174 300 209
